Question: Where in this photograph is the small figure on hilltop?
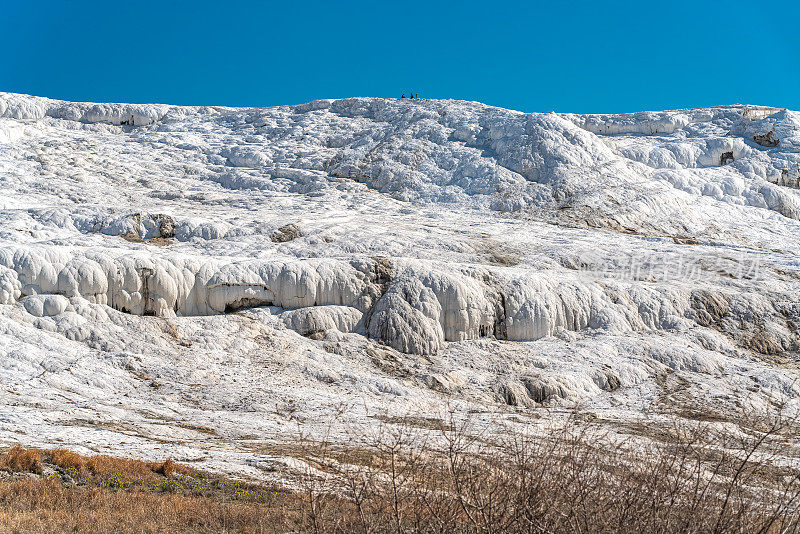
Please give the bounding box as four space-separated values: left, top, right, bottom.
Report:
409 92 414 99
401 94 405 99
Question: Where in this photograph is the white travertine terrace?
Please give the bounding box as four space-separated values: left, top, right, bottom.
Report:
1 92 799 477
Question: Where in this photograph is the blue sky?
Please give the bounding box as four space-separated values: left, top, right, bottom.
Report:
2 0 798 113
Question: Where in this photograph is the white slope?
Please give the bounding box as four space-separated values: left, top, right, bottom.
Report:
0 93 799 477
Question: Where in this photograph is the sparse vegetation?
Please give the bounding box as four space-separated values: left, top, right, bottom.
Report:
0 447 300 533
0 445 42 473
1 406 799 533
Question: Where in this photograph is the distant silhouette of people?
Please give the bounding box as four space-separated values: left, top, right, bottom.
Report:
409 92 414 99
401 94 405 98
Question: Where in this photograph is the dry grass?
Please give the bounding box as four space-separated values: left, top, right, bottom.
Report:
0 447 305 533
0 478 299 534
48 449 195 482
0 404 799 533
49 448 84 472
0 445 42 473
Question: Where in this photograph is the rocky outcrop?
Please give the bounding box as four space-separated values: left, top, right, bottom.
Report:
270 224 303 243
753 130 779 148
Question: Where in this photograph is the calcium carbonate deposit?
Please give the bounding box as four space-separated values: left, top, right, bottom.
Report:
1 92 799 478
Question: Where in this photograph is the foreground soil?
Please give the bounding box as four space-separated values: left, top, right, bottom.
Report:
0 447 307 533
1 410 799 534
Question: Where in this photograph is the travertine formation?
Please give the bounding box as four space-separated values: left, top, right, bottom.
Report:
1 93 799 476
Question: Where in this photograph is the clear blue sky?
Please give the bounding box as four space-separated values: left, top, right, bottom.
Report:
2 0 798 113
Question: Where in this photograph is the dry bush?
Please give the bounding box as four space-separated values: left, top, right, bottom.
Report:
1 404 799 533
50 448 87 473
293 406 800 534
152 457 195 478
86 454 161 481
81 454 195 481
8 447 196 483
154 457 177 477
0 445 42 473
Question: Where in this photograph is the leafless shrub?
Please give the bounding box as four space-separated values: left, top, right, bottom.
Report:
293 402 800 533
0 401 798 533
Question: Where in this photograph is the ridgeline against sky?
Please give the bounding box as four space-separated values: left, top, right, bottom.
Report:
2 1 799 114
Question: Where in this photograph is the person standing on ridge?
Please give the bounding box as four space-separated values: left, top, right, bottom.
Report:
401 94 405 98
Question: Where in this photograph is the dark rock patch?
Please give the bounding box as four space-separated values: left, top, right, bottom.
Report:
753 130 779 148
270 224 303 243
